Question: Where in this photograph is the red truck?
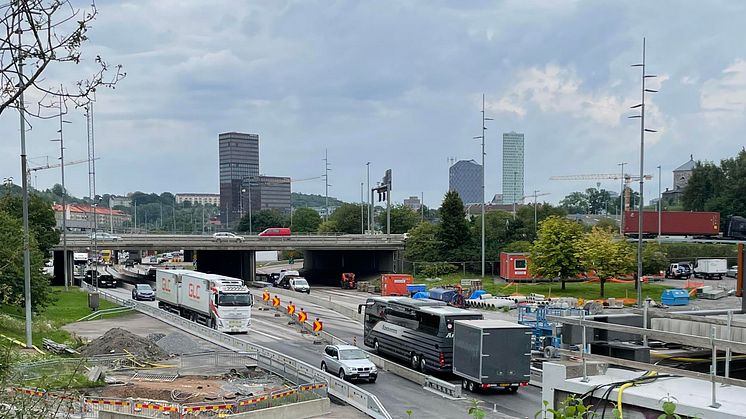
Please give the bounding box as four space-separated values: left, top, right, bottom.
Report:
624 211 720 237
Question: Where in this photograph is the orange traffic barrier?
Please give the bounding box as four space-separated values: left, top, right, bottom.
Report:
271 389 297 399
238 395 269 406
135 403 178 412
183 403 235 412
298 309 307 323
85 399 130 406
262 290 270 301
312 318 323 333
287 302 296 315
272 295 280 307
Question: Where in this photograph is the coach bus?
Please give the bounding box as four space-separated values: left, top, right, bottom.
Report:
358 296 482 373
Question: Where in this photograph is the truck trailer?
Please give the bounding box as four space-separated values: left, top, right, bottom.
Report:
452 319 532 393
693 258 728 279
156 269 254 333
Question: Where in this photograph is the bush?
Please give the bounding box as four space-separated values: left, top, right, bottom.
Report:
418 262 459 277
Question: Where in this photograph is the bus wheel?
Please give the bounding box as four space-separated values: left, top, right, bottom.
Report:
419 356 426 372
507 386 518 393
461 379 469 390
410 354 419 371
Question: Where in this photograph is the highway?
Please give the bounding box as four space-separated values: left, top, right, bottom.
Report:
102 268 540 418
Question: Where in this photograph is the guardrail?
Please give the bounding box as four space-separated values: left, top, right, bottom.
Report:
83 284 392 419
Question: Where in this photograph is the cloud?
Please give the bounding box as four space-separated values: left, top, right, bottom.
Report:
488 64 629 126
700 59 746 120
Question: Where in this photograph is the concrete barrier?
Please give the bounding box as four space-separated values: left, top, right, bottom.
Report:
229 398 330 419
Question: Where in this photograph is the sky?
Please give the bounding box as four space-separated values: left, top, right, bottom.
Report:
2 0 746 208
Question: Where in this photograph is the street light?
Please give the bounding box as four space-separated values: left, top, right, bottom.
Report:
618 162 627 234
51 109 72 291
473 94 492 278
629 37 658 307
366 162 371 233
657 165 662 241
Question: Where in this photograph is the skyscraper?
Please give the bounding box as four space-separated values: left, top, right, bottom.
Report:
449 159 483 204
502 132 525 204
219 132 259 225
256 176 291 214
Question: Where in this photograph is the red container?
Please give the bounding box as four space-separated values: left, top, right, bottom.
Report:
381 274 413 296
500 252 532 281
624 211 720 236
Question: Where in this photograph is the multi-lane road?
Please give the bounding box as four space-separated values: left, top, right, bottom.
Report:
101 266 541 418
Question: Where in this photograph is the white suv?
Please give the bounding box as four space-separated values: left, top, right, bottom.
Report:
212 232 244 242
321 345 377 383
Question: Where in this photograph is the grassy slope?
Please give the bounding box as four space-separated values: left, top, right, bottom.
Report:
0 287 122 347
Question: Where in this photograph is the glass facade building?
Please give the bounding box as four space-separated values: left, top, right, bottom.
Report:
449 159 483 204
219 132 259 225
502 132 525 204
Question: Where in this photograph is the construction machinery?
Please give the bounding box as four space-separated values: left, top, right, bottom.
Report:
341 272 357 289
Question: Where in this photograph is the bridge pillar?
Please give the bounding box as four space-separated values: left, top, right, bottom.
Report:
183 249 194 263
52 250 74 286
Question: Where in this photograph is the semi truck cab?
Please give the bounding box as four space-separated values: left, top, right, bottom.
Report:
211 283 254 332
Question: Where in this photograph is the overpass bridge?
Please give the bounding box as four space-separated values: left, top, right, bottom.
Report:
52 234 406 285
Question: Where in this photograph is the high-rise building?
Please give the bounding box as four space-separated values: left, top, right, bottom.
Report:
219 132 259 224
255 176 291 214
502 132 525 204
449 159 483 204
175 193 220 206
403 196 422 211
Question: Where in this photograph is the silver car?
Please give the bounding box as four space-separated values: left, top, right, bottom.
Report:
212 232 244 242
321 345 377 383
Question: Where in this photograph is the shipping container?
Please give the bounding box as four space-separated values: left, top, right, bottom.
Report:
624 211 720 236
453 320 532 393
381 274 413 296
500 252 532 281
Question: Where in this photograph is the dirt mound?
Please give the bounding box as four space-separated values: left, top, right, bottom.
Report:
79 328 167 360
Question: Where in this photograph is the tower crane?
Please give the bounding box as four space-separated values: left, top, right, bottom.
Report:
27 158 99 187
521 191 551 231
550 172 654 216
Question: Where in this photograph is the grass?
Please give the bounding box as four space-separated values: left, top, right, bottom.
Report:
414 274 672 301
0 287 124 349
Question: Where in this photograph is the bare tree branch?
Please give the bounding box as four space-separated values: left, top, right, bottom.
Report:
0 0 125 118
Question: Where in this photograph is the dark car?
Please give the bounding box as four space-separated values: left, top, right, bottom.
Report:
96 273 117 288
124 259 135 267
665 262 692 279
132 283 155 301
269 273 281 287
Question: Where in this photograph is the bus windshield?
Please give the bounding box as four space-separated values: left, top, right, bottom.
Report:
218 293 252 306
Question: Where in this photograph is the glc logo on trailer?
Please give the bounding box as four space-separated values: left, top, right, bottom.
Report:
161 278 172 293
188 283 201 299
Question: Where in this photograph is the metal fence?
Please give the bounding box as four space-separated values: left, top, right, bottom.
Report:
85 284 392 419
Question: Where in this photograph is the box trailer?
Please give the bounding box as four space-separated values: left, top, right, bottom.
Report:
381 274 413 296
453 320 532 393
693 258 728 279
500 252 532 281
624 211 720 236
156 270 254 333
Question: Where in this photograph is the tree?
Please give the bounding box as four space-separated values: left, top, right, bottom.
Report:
641 242 669 275
530 216 585 290
560 191 589 214
0 193 59 255
560 188 619 215
291 208 322 233
575 227 635 297
682 162 725 212
404 222 440 262
327 203 367 234
237 209 288 233
436 191 471 260
0 1 125 116
595 217 619 233
683 150 746 228
375 205 419 234
317 220 338 233
0 211 52 311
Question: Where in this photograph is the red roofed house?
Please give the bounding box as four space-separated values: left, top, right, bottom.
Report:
52 204 131 232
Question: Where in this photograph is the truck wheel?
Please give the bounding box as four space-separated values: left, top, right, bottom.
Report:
419 356 426 372
467 380 477 393
410 354 419 371
373 340 380 353
507 386 518 393
461 379 469 390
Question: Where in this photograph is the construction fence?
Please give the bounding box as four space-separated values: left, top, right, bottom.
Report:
9 382 327 418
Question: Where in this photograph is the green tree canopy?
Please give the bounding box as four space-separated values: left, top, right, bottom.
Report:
375 205 420 234
291 208 322 233
575 227 635 297
404 222 440 262
529 216 585 289
683 150 746 225
560 188 619 215
641 242 669 275
0 211 52 311
237 209 288 233
0 193 59 255
327 203 367 234
437 191 471 260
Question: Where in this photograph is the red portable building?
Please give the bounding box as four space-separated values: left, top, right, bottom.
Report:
381 274 414 296
500 252 532 281
624 211 720 236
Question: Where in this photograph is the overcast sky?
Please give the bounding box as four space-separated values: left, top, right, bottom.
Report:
2 0 746 207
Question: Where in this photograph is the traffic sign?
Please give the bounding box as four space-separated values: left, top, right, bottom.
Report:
287 303 296 315
262 290 270 302
272 296 280 307
312 318 323 333
298 309 307 323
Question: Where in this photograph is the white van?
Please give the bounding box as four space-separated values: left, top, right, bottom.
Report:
693 259 728 280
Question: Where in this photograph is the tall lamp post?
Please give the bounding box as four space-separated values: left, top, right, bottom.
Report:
472 94 492 278
366 162 371 233
630 37 658 307
657 165 662 241
618 162 627 234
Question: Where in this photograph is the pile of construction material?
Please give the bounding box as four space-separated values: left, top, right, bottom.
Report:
79 328 167 360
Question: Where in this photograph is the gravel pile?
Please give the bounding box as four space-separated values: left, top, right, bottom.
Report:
155 332 209 355
147 333 166 343
79 328 167 360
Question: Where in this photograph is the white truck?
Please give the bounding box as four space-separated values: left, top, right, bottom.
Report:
156 269 254 333
693 258 728 280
